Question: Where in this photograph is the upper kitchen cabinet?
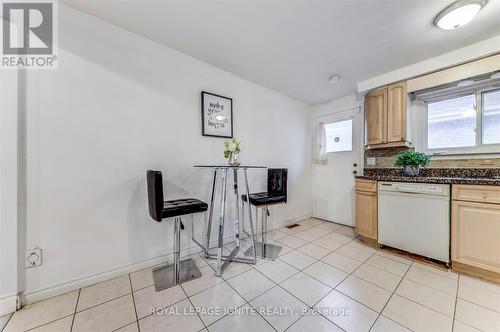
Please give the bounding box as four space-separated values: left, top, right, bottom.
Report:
365 81 410 149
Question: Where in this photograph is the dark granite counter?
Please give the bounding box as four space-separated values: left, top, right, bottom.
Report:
358 168 500 186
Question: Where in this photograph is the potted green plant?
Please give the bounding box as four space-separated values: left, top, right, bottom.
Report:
394 150 431 176
224 138 241 166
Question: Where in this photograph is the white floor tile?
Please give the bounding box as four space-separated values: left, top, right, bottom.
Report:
453 320 482 332
0 314 12 331
189 282 246 325
365 254 410 277
395 278 456 317
455 298 500 332
266 229 289 241
312 237 346 251
458 274 500 312
138 298 204 332
335 244 374 262
278 236 307 249
323 232 353 244
292 229 324 242
336 275 391 312
280 272 332 306
77 275 131 311
405 265 458 296
371 316 411 332
297 243 331 259
303 261 348 288
279 250 317 270
181 265 224 297
316 290 378 332
3 291 78 332
133 284 186 319
305 226 333 236
219 261 253 280
412 261 458 280
28 316 73 332
250 286 307 332
115 322 140 332
348 239 378 254
382 294 453 332
331 226 357 239
227 269 275 301
315 222 341 231
255 259 299 283
352 263 402 292
72 294 136 332
287 313 343 332
321 252 362 273
130 266 156 291
280 226 306 235
207 304 274 332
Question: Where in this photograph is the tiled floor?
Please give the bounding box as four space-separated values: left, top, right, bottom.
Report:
2 218 500 332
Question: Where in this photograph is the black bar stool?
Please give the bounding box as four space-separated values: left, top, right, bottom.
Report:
146 170 208 291
242 168 287 260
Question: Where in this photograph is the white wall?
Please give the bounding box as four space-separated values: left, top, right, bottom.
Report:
22 5 312 301
0 68 21 315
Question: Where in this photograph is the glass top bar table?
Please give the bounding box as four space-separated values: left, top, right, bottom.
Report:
194 165 266 276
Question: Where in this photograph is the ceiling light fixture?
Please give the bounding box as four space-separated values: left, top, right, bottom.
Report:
433 0 487 30
329 74 340 84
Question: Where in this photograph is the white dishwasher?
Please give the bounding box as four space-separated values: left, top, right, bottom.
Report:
378 181 451 263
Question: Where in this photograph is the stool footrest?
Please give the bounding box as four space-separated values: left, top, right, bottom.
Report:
152 258 201 291
244 242 282 260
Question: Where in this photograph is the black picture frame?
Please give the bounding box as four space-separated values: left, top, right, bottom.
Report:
201 91 233 138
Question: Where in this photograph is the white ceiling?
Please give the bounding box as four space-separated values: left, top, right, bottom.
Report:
64 0 500 105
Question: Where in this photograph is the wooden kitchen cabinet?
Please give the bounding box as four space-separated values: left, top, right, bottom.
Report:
365 88 387 146
387 82 408 143
365 81 410 149
355 179 378 240
451 185 500 282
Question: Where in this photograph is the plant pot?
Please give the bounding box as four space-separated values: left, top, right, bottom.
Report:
228 152 241 166
403 165 420 177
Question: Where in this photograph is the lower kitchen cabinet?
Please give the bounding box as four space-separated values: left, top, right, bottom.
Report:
452 187 500 282
355 179 377 240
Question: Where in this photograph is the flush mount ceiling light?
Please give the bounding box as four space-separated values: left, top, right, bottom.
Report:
433 0 487 30
329 74 340 84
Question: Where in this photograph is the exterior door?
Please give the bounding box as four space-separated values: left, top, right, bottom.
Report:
312 107 363 226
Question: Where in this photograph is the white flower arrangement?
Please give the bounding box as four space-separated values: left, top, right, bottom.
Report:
224 139 241 158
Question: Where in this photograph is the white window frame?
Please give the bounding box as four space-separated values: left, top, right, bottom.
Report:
415 84 500 157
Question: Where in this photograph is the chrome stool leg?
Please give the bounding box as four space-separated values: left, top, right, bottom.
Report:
152 217 202 291
245 206 282 260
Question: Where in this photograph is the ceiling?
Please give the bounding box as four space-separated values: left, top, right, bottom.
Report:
64 0 500 105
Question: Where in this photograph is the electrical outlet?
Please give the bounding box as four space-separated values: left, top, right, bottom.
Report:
367 157 376 166
25 247 42 268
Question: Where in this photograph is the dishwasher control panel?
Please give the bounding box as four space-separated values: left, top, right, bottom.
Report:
378 182 450 196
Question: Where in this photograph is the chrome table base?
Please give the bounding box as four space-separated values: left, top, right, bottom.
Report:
244 242 282 260
152 258 201 292
196 166 260 276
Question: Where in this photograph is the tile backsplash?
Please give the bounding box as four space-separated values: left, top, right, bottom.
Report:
365 147 500 169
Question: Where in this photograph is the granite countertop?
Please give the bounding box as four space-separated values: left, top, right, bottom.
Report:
356 175 500 186
357 168 500 186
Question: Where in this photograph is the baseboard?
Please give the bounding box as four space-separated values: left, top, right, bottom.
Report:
21 212 313 306
0 293 17 316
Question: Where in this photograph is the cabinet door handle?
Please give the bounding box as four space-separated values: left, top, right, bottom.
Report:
353 170 358 175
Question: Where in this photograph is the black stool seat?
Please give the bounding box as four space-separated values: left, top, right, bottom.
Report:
242 193 286 206
162 199 208 218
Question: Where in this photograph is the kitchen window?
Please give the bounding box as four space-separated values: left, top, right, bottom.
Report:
417 82 500 156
